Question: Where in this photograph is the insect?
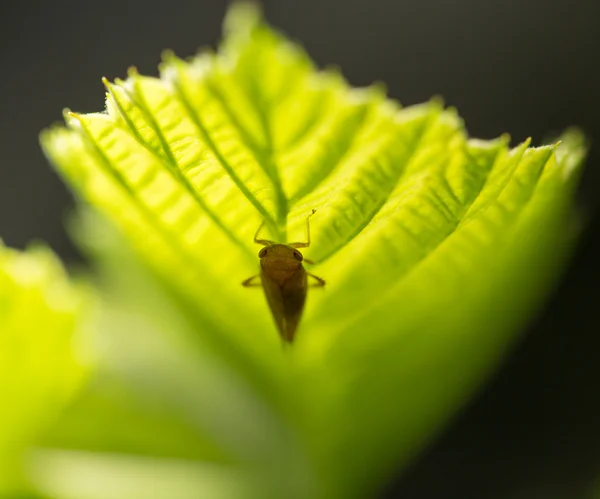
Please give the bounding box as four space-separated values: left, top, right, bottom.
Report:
242 210 325 343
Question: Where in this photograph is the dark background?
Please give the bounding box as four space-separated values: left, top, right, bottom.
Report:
1 1 598 497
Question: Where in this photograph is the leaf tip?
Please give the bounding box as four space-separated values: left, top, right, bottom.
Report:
223 1 264 38
370 80 388 96
161 48 177 63
101 77 117 98
499 132 511 145
159 50 186 80
554 128 589 178
429 94 446 109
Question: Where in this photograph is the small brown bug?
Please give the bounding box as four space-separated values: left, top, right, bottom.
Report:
242 210 325 343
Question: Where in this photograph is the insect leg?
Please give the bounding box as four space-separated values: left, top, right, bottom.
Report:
307 273 326 287
289 209 316 249
241 275 262 287
254 220 275 246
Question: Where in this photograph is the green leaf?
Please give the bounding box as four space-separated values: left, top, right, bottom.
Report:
39 4 587 499
0 242 90 494
28 449 262 499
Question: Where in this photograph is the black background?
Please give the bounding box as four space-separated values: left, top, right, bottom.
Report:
1 1 598 498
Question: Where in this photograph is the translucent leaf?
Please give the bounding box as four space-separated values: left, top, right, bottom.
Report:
39 4 587 499
29 450 264 499
0 242 90 494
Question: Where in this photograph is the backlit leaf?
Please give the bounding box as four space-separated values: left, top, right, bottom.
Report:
39 4 587 499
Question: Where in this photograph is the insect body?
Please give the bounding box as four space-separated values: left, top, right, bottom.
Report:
242 210 325 343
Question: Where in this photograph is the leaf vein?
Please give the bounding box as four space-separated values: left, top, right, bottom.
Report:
106 80 252 257
169 75 278 232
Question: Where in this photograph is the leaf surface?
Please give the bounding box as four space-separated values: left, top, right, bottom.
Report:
0 242 89 494
40 5 587 499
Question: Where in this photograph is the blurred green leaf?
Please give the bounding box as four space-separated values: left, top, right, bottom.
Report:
0 242 90 495
39 3 587 499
